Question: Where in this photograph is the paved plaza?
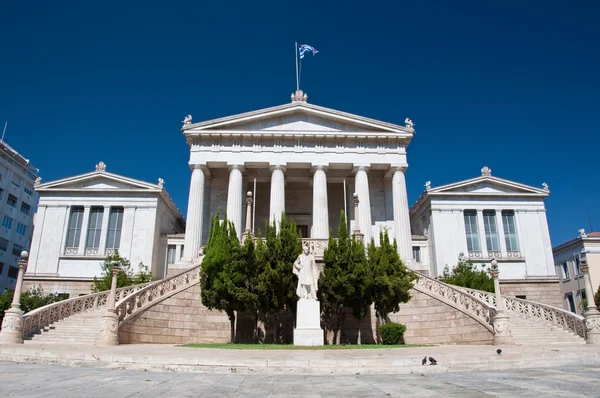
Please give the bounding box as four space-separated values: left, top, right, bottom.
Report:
0 361 598 397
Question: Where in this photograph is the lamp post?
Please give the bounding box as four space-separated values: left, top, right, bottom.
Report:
0 251 29 344
490 258 513 345
97 263 121 346
352 193 363 242
241 191 253 241
580 253 600 344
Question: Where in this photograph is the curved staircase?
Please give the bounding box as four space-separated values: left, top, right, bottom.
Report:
24 308 104 345
508 312 584 345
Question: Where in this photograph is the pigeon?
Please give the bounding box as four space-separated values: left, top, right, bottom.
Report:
428 357 437 365
496 349 502 355
422 356 427 365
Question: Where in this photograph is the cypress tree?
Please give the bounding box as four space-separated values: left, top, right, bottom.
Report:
346 236 373 344
370 230 417 330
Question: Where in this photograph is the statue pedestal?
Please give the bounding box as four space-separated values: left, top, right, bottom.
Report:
294 299 324 346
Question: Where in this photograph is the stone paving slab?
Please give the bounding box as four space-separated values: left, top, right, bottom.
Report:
0 361 599 397
0 343 599 376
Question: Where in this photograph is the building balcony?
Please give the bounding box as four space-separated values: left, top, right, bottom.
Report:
468 249 523 261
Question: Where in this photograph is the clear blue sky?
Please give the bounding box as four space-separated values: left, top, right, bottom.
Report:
1 1 598 246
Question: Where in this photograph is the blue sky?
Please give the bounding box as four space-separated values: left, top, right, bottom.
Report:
1 1 598 246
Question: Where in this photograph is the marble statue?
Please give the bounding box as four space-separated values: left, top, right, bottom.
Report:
481 166 491 176
425 181 431 190
405 118 414 129
34 177 41 186
96 161 106 172
293 246 319 300
542 182 549 190
158 178 164 188
183 115 192 125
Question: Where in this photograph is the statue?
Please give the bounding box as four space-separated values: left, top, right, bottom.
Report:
182 115 192 125
95 161 106 172
158 178 164 188
291 90 308 103
34 177 41 186
405 118 414 129
425 181 431 190
293 246 319 300
481 166 492 176
542 182 549 190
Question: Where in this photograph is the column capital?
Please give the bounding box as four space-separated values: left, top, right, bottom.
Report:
311 164 328 173
390 164 408 173
228 164 245 172
352 165 370 174
269 165 287 173
189 164 211 177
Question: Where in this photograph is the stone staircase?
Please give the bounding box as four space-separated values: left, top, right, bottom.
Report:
24 308 105 345
507 312 585 345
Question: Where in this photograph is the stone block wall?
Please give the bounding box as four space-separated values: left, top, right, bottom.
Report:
119 284 231 344
22 278 93 298
500 279 562 308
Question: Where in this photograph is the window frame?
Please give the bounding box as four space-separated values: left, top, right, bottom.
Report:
65 207 85 250
482 210 501 251
412 246 421 263
16 222 27 236
12 244 23 257
105 207 124 250
20 202 31 216
85 207 104 249
501 210 520 251
2 215 13 229
167 245 176 265
463 210 481 251
6 194 17 207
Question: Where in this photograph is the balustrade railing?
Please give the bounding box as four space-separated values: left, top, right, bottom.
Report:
115 265 201 326
462 287 586 338
413 272 494 332
64 247 78 255
21 282 153 338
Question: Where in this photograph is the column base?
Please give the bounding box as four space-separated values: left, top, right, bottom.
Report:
0 308 23 344
97 311 120 346
584 308 600 345
493 310 514 346
294 299 324 346
241 230 253 242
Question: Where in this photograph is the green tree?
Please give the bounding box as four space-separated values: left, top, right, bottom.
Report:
91 250 153 293
439 253 494 292
596 285 600 308
0 286 68 326
370 231 417 331
346 234 372 344
254 214 302 342
319 211 353 344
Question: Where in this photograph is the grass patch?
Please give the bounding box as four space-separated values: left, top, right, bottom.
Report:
180 343 427 350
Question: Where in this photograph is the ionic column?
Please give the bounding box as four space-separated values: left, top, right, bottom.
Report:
226 165 244 239
183 165 207 260
353 166 372 243
269 165 286 230
391 166 413 265
491 259 514 345
311 165 329 239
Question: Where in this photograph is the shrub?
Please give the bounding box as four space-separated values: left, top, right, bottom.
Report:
378 322 407 345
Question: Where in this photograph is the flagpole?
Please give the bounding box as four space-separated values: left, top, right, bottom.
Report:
295 42 299 91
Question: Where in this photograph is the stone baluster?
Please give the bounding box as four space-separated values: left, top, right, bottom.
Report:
97 265 121 346
580 254 600 344
241 191 253 241
391 166 413 266
269 165 286 231
352 193 363 242
226 165 244 239
353 166 372 243
183 165 207 260
490 259 513 345
311 165 329 239
0 251 28 344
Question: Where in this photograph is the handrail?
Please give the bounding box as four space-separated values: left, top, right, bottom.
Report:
462 287 586 338
21 282 153 338
115 265 201 326
413 272 494 332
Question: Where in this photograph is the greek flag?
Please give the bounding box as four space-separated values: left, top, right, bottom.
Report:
299 44 318 59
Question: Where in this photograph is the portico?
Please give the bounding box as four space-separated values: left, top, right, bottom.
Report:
181 91 416 267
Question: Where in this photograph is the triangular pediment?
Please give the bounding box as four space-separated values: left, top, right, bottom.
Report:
183 102 413 136
428 176 548 196
36 171 161 192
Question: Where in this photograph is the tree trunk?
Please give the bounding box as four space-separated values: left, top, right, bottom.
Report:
228 311 236 343
357 324 362 345
274 313 279 344
335 312 345 345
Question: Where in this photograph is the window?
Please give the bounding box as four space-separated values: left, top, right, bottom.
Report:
8 266 18 279
516 295 527 300
2 216 13 229
12 244 23 257
0 238 7 251
167 245 176 264
483 210 500 251
106 207 124 249
86 207 104 249
501 210 519 251
65 207 84 249
7 195 16 207
561 262 570 280
180 245 185 259
20 203 30 215
565 293 576 313
24 187 33 196
16 223 27 236
574 256 582 276
463 210 480 251
412 246 421 263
